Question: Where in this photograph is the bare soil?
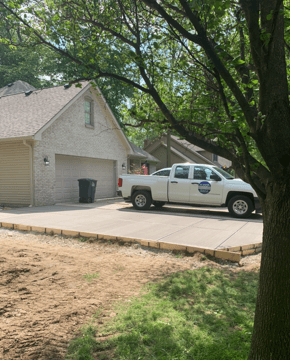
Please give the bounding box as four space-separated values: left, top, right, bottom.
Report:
0 230 261 359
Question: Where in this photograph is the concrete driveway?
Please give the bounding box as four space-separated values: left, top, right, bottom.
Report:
0 200 263 250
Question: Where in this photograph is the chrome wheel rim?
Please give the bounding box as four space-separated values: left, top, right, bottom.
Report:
135 194 146 207
233 200 248 215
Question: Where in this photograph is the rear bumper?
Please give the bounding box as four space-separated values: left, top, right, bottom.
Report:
116 191 131 202
254 197 262 214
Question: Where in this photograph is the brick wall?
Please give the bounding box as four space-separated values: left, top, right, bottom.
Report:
33 87 130 206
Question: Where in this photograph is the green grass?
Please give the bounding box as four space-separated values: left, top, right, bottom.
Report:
82 272 100 282
66 267 258 360
78 238 88 242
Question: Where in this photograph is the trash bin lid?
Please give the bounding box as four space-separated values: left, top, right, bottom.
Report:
78 178 97 181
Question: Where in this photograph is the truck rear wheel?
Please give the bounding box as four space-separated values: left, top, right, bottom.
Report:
228 195 254 218
132 191 152 210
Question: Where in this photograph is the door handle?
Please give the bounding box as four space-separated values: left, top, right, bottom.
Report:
191 182 199 185
171 181 178 183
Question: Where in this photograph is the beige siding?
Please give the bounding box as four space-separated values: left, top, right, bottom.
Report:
198 150 212 161
215 156 232 168
148 163 156 174
0 141 31 205
152 145 184 170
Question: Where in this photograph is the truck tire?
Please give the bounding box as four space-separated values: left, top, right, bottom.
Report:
132 191 152 210
153 201 165 208
228 195 254 218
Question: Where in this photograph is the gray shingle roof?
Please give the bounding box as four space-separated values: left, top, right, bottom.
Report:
0 80 37 97
0 82 89 139
129 142 159 162
171 135 204 152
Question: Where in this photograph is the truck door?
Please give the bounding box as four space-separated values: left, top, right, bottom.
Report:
168 165 192 203
190 166 223 205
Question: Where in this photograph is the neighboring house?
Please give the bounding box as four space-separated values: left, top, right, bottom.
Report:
128 142 159 174
0 80 136 206
144 134 232 170
0 80 36 97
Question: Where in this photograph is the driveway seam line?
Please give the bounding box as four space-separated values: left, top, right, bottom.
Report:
214 222 248 249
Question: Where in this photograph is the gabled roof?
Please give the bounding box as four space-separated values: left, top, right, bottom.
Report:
144 134 215 165
0 80 37 97
161 143 194 163
0 82 90 140
129 142 159 162
171 135 207 153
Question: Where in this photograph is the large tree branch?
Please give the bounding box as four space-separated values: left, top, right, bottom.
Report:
77 17 137 49
262 0 284 54
237 10 253 102
239 0 262 71
117 0 137 37
142 0 257 133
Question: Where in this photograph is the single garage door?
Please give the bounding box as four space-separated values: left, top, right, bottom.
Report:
55 155 116 203
0 141 31 205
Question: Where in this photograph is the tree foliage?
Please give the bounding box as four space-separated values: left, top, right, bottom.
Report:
0 8 55 88
1 0 290 358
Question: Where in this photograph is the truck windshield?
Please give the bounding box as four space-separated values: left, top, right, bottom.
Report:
213 167 235 179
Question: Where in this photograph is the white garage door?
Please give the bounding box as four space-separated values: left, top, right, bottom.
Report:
55 155 116 203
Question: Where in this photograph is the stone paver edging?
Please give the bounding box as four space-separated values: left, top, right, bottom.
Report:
0 222 262 263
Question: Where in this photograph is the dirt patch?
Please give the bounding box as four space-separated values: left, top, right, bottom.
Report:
0 230 260 359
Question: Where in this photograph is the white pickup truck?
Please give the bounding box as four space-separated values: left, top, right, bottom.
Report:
118 163 261 218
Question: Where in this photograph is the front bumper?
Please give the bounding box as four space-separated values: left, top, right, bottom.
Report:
254 197 262 214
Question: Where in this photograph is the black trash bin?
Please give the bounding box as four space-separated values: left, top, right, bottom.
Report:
78 179 97 203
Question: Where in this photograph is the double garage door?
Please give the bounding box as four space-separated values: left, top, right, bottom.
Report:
55 155 116 203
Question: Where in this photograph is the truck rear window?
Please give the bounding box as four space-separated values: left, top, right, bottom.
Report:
174 166 190 179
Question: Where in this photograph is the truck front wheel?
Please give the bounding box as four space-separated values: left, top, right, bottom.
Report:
132 191 152 210
228 195 254 218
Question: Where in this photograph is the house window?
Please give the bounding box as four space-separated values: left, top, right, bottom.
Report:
213 154 218 161
84 99 93 126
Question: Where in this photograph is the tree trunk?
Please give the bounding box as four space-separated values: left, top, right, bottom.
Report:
248 180 290 359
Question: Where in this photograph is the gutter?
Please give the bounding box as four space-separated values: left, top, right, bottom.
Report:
23 140 34 206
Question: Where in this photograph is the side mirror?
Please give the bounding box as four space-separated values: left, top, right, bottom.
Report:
210 174 221 181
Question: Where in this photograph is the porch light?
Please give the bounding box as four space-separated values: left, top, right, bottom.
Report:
44 157 50 166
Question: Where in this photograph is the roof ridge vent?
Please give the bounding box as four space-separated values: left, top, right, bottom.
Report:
64 83 71 89
7 83 14 87
25 90 33 96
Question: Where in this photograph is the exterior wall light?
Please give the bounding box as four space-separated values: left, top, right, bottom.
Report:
122 162 126 170
44 157 50 166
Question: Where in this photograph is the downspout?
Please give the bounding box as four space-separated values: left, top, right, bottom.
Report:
23 140 34 206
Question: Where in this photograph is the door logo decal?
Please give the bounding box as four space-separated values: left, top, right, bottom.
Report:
198 181 211 194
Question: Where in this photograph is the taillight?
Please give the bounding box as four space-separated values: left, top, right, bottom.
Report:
118 178 122 187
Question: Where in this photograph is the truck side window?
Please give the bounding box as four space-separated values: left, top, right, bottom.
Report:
194 166 215 180
174 166 190 179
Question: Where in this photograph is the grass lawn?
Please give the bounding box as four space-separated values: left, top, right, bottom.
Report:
66 266 258 360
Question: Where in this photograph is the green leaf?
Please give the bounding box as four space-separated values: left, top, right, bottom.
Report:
266 13 273 21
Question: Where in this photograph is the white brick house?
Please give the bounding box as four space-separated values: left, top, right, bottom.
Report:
0 81 134 206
